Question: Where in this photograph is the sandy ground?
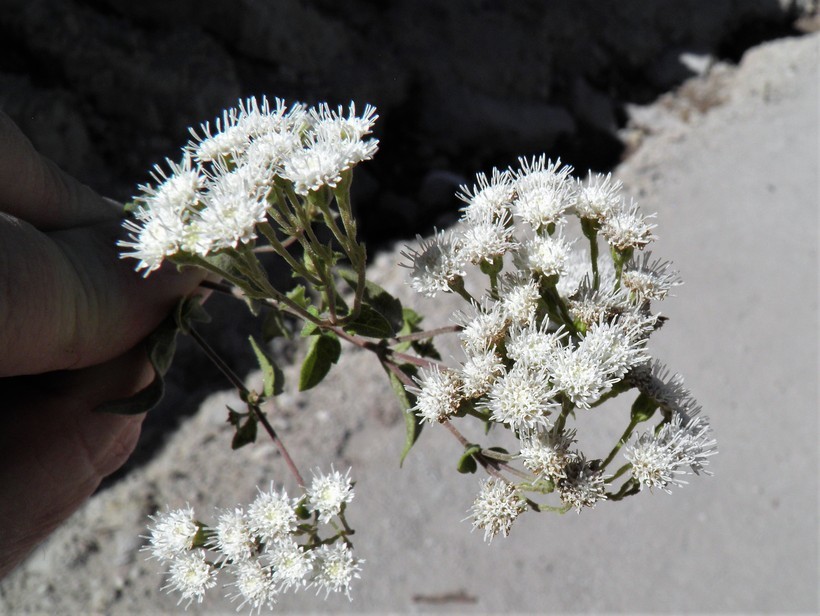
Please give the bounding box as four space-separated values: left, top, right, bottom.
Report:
1 32 817 615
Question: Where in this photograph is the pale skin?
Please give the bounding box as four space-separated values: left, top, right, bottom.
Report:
0 112 203 578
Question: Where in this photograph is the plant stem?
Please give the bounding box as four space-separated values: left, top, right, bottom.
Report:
388 325 462 344
600 417 639 470
188 327 305 486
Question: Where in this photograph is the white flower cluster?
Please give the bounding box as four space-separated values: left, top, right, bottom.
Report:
144 470 361 611
469 478 528 543
402 156 714 536
119 96 378 275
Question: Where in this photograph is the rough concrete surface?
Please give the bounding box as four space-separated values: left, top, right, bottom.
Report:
0 31 817 616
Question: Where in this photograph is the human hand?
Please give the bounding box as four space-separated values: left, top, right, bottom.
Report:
0 112 203 577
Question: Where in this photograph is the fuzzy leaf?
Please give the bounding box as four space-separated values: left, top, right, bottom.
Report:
344 304 395 339
387 365 423 467
287 285 310 309
631 392 658 423
339 268 404 335
457 445 481 474
298 331 341 391
248 336 284 397
228 407 258 449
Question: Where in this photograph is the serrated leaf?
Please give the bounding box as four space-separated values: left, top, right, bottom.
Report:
298 332 341 391
339 268 404 334
344 304 395 338
248 336 284 397
287 285 309 309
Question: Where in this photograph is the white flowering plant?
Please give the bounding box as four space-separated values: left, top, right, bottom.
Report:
111 96 716 607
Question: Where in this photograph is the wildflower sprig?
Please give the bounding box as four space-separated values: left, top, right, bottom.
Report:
144 473 362 610
401 153 715 539
117 95 716 607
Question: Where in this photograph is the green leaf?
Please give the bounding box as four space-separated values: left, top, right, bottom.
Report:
338 268 404 334
399 307 423 332
174 294 211 335
299 306 322 337
287 285 309 309
456 445 481 474
298 331 341 391
228 406 258 449
248 336 284 397
386 365 423 467
94 304 182 414
411 338 441 361
630 392 658 423
344 304 395 338
262 306 289 341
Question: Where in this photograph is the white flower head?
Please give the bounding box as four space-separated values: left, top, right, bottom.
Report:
573 172 623 222
247 484 298 545
482 363 558 430
401 230 465 297
455 299 509 356
119 209 188 276
226 557 279 614
557 456 607 513
458 210 518 265
457 168 514 224
311 542 363 600
567 277 630 328
468 478 527 543
548 342 618 409
119 156 203 275
162 551 217 608
212 507 255 564
519 427 577 480
244 130 303 188
577 317 651 382
511 155 574 230
282 102 378 195
505 319 565 370
624 411 716 492
626 360 696 418
517 232 575 279
622 252 683 304
269 539 313 593
307 467 355 523
188 96 301 165
600 199 657 251
407 366 463 424
144 506 199 562
499 273 541 326
309 101 378 143
137 155 204 211
280 141 352 195
193 168 269 254
460 347 505 398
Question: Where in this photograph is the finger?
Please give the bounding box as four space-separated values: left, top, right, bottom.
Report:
0 214 204 376
0 343 154 578
0 112 120 230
